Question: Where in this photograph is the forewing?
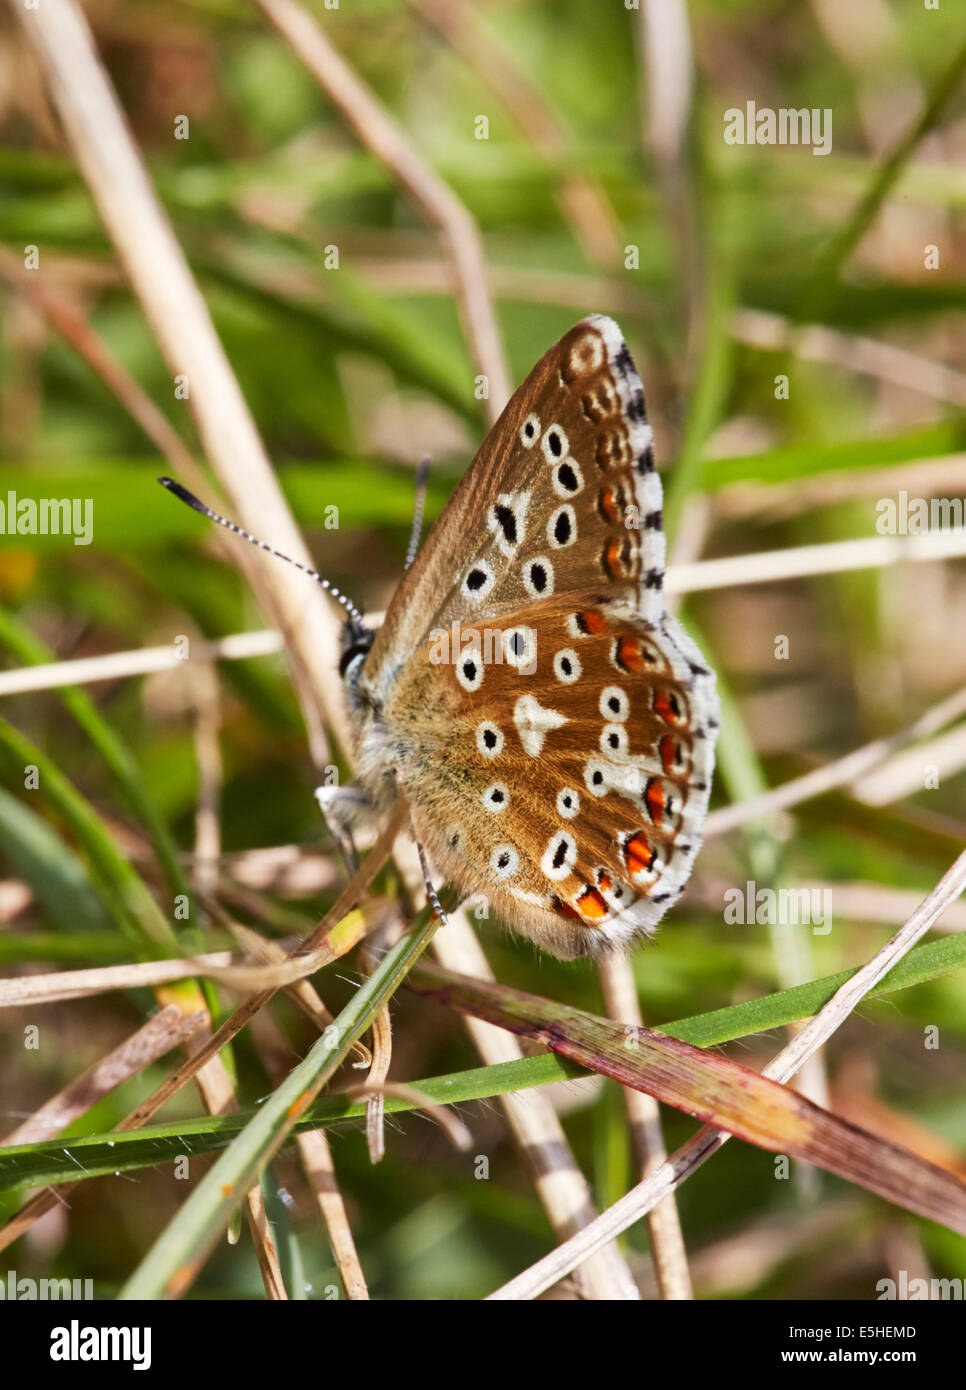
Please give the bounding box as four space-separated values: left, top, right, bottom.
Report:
364 315 666 698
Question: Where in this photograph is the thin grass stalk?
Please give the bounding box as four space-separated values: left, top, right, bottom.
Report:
118 903 441 1298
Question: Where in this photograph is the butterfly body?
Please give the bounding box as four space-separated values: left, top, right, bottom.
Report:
345 316 718 959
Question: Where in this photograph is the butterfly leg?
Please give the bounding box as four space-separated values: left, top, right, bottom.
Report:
313 783 373 876
416 840 449 926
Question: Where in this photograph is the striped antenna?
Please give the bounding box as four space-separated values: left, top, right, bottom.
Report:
404 457 431 571
158 477 364 626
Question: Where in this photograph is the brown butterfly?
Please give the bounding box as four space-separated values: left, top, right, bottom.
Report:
163 316 718 959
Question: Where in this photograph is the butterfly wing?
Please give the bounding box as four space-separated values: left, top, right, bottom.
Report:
364 316 665 685
379 595 715 957
355 316 717 957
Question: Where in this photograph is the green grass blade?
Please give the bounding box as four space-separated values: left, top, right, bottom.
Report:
117 905 440 1298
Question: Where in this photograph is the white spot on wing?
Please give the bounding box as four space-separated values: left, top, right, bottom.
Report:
547 504 577 549
461 559 496 603
456 653 484 691
476 722 504 758
503 626 537 670
522 555 554 598
487 491 531 558
514 694 568 757
599 686 630 721
541 424 569 464
568 332 604 376
490 844 520 878
552 459 584 498
553 649 581 683
541 831 577 881
520 413 540 448
600 723 629 757
481 783 509 813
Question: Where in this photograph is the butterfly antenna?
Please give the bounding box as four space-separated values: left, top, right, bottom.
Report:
158 477 364 627
404 457 431 572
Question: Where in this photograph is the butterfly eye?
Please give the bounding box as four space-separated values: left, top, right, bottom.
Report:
556 788 580 819
541 424 568 463
523 556 554 598
481 783 509 814
548 505 576 548
490 844 520 878
553 649 581 684
541 831 577 881
520 413 540 448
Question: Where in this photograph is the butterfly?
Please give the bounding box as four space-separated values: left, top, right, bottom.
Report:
163 316 718 959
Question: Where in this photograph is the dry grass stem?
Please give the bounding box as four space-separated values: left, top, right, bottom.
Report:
489 846 966 1299
597 953 693 1300
255 0 510 419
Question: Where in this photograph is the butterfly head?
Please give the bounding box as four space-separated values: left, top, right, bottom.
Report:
338 614 375 694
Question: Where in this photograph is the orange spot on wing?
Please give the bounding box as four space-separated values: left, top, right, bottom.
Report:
600 487 618 524
604 539 623 577
618 635 645 671
579 609 606 635
624 831 654 877
576 887 608 920
597 871 613 894
645 779 665 825
654 688 676 721
659 735 678 773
